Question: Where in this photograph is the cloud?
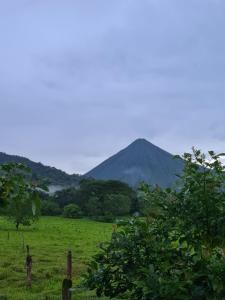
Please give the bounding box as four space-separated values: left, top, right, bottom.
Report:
0 0 225 173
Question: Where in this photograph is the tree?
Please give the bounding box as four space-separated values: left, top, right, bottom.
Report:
85 196 102 217
0 163 42 229
83 193 131 221
78 179 135 217
103 194 131 216
54 187 78 208
54 179 136 218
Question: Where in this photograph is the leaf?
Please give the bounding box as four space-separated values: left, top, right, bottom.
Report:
189 247 196 256
208 150 215 156
180 241 188 250
216 153 225 157
171 240 180 249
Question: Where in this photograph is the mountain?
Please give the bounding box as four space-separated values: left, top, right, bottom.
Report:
0 152 81 187
85 139 184 188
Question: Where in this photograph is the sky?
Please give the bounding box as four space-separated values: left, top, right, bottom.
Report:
1 0 225 174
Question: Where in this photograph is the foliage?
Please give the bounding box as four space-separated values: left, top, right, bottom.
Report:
137 183 170 219
0 152 81 186
63 203 82 218
54 187 78 208
174 148 225 243
84 149 225 299
103 194 131 216
77 179 135 214
85 196 102 216
54 179 136 218
0 163 42 229
41 200 61 216
85 194 131 219
85 217 225 299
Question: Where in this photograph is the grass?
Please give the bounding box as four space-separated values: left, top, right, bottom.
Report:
0 216 114 300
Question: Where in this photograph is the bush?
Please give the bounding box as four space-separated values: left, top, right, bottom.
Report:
63 203 82 219
84 149 225 299
85 218 225 299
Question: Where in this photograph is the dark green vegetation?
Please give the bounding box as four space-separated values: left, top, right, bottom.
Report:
2 146 225 299
53 179 136 222
0 161 137 226
86 138 184 188
85 149 225 299
0 217 113 300
63 203 83 218
0 152 81 186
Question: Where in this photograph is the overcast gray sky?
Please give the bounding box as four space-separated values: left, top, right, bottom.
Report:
1 0 225 174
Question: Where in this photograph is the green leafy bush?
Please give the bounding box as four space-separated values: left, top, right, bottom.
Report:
84 149 225 299
63 203 82 219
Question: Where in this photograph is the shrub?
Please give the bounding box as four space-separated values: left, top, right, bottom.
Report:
85 218 225 299
63 203 82 219
84 149 225 299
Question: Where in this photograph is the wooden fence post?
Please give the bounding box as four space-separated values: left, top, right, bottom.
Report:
62 251 73 300
67 251 72 280
26 245 32 287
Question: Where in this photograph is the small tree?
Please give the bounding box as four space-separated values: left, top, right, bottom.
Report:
0 163 42 229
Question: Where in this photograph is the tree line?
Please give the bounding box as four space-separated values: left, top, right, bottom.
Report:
0 162 139 227
42 178 137 221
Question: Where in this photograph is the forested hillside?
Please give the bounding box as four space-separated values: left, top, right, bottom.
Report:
0 152 81 186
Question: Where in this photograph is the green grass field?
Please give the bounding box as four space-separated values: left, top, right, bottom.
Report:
0 216 114 300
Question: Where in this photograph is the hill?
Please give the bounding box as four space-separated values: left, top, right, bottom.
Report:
85 139 183 188
0 152 81 186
